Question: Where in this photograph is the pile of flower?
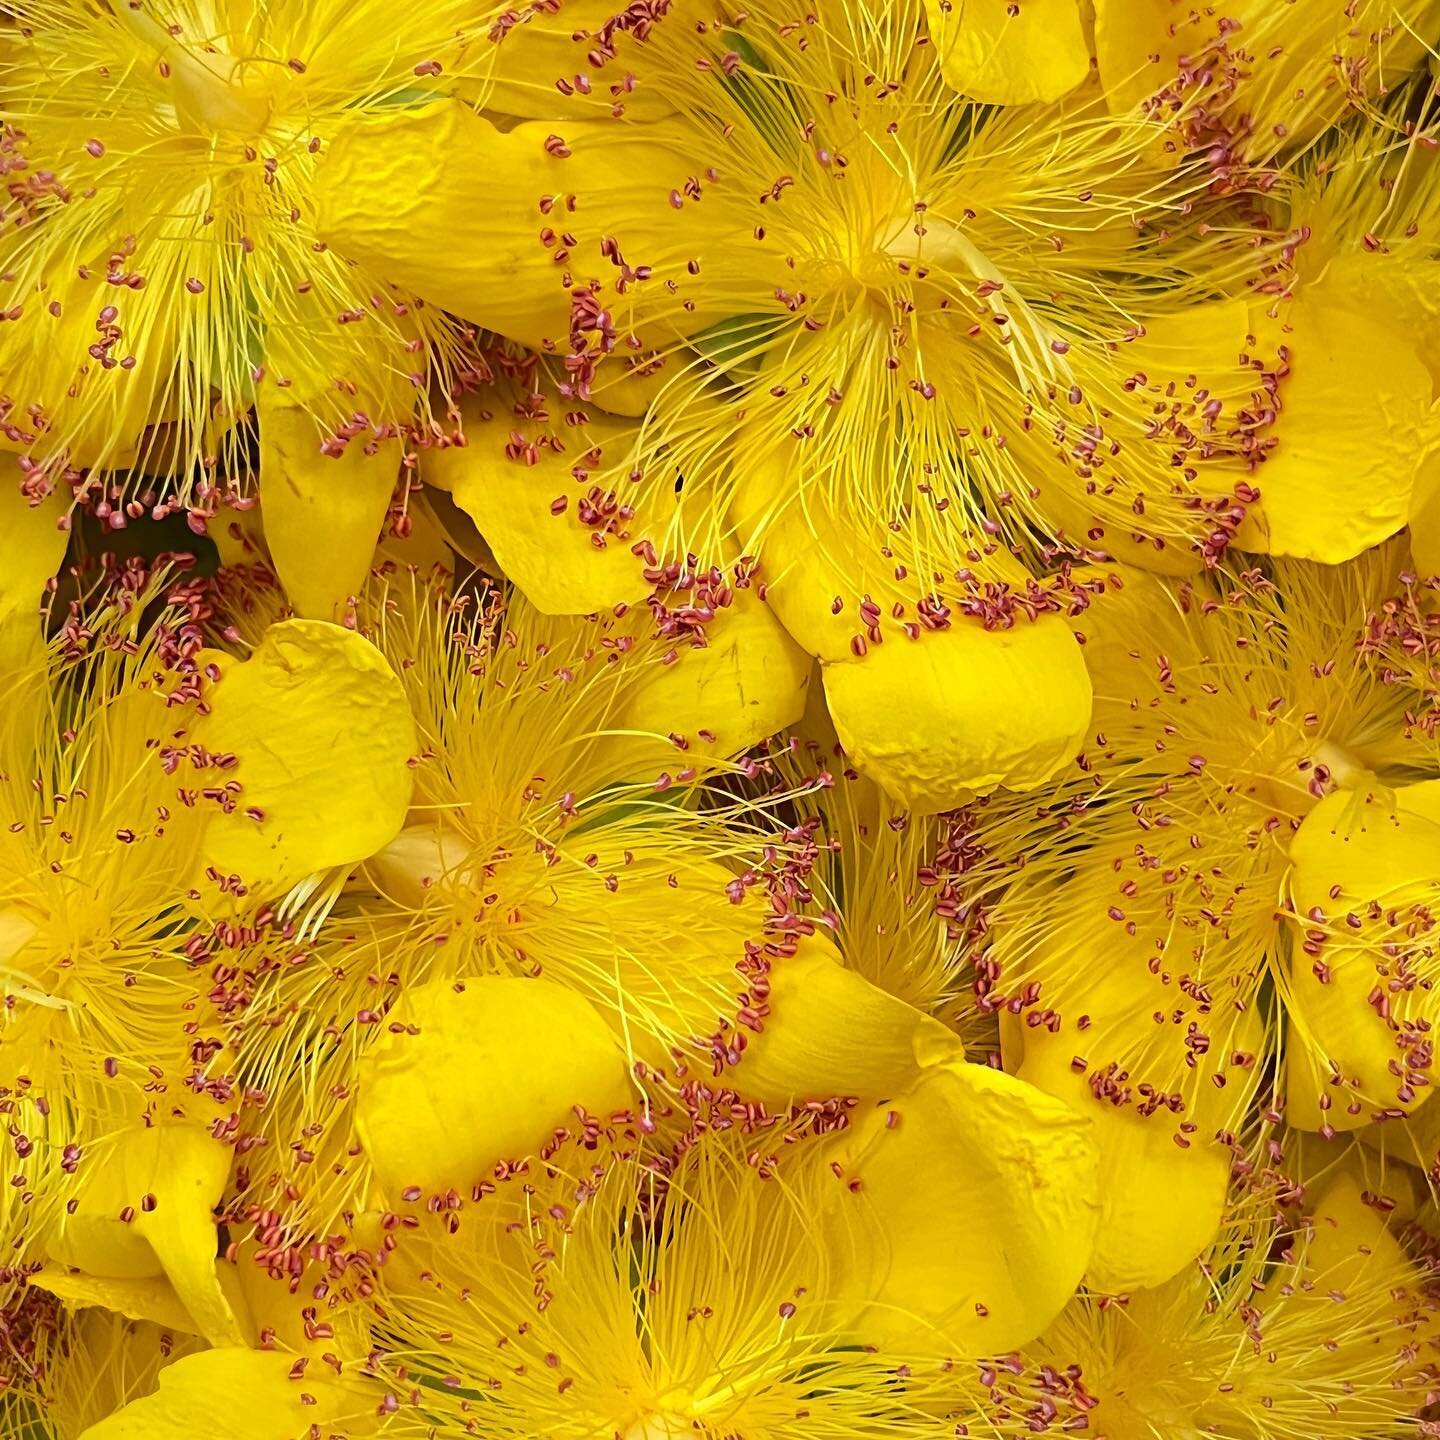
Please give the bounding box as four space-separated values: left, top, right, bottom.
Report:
3 1 1440 1435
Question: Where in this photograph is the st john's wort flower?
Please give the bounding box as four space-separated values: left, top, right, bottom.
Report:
0 565 414 1345
954 541 1440 1292
311 0 1293 813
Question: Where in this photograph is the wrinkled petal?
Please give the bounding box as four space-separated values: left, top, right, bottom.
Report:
924 0 1090 104
1237 300 1439 562
1083 1107 1230 1293
726 417 1093 806
76 1348 353 1440
1284 782 1440 1130
823 615 1092 812
424 385 656 614
315 101 751 351
736 931 963 1104
1320 248 1440 391
47 1124 245 1348
808 1060 1101 1351
355 975 634 1199
196 620 415 892
1012 1021 1234 1291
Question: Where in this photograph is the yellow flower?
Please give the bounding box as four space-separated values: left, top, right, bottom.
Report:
0 0 544 615
310 0 1285 810
208 565 1105 1336
208 564 819 1244
1030 1161 1440 1437
0 571 414 1339
1234 115 1440 563
961 542 1440 1290
349 1107 1098 1437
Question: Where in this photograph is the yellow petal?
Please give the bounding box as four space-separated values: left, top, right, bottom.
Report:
811 1060 1100 1350
1013 1028 1234 1291
259 391 400 620
32 1269 201 1335
256 291 416 619
1095 1 1438 154
76 1348 352 1440
1084 1107 1231 1293
197 619 415 892
526 841 771 1075
0 477 68 672
1091 0 1199 113
46 1124 245 1348
367 824 772 1082
0 476 67 623
924 0 1091 103
823 615 1092 812
1299 1171 1436 1364
423 385 655 614
355 975 633 1199
1308 1130 1430 1225
376 486 458 580
0 262 176 469
608 582 813 761
417 482 503 576
208 504 269 570
1023 301 1262 574
732 502 894 665
316 102 746 351
736 931 963 1105
226 1238 370 1357
1412 465 1440 583
1238 300 1439 563
1070 562 1195 690
1284 782 1440 1130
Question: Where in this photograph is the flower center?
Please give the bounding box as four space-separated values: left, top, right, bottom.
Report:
1091 1389 1206 1440
622 1412 692 1440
